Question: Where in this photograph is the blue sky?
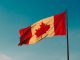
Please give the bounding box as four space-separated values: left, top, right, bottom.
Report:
0 0 80 60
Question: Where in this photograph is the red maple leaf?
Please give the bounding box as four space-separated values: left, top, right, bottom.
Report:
35 22 50 37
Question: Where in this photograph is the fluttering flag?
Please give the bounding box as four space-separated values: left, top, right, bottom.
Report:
18 11 66 46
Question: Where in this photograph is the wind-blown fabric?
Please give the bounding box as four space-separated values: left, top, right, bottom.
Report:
18 12 66 46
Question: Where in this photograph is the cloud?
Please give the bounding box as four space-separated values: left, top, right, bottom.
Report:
0 54 12 60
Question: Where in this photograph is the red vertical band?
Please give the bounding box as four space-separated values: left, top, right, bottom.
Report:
18 26 32 46
54 12 66 35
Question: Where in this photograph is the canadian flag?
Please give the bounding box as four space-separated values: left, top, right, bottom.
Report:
18 12 66 46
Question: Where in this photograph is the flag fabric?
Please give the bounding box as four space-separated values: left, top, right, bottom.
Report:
18 12 66 46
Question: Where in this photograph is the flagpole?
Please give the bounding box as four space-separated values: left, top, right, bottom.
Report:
66 10 70 60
